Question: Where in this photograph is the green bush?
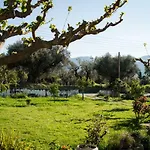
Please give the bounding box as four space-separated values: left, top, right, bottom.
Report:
0 130 34 150
26 99 31 105
141 136 150 150
106 133 121 150
129 80 145 99
28 93 38 97
10 92 27 99
122 80 145 100
133 96 150 122
84 116 107 146
107 131 150 150
144 84 150 93
49 142 73 150
49 83 59 98
21 83 47 90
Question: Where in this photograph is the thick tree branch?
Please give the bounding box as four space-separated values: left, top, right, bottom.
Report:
0 38 54 65
0 0 51 21
69 18 123 44
0 0 127 66
58 0 126 46
0 0 53 43
0 23 28 42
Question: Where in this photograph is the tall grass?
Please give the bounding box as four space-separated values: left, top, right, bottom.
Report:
0 130 34 150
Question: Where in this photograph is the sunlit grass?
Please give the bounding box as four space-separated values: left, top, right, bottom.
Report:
0 95 145 149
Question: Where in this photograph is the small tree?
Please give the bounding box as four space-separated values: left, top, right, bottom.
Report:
133 96 150 122
112 78 124 97
77 77 92 100
128 80 145 100
0 65 18 93
85 117 107 146
94 54 139 86
49 83 59 100
77 116 107 149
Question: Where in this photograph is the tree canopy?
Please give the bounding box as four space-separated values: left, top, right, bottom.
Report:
6 41 70 83
0 0 127 66
94 53 139 84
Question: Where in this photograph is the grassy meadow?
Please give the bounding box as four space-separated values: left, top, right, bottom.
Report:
0 95 148 149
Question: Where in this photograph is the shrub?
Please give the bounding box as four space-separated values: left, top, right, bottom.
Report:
106 133 121 150
28 93 38 97
107 131 147 150
49 142 72 150
26 99 31 105
49 83 59 98
127 80 145 100
84 116 107 146
121 80 145 100
104 95 109 101
111 78 123 97
144 84 150 93
77 77 92 100
133 96 150 122
141 136 150 150
0 130 34 150
10 92 27 99
121 93 134 100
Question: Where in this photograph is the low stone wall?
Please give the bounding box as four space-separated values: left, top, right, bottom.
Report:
0 89 79 97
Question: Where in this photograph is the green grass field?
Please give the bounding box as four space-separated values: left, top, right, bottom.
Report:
0 95 147 149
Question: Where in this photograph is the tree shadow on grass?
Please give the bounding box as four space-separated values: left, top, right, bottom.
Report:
111 98 124 102
113 118 142 130
15 105 26 107
49 99 69 102
70 118 92 124
93 112 122 120
103 108 130 112
105 117 123 120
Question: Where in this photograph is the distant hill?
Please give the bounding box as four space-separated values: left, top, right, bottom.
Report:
70 56 150 76
136 55 150 75
70 56 92 66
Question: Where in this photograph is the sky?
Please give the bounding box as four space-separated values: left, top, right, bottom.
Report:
1 0 150 58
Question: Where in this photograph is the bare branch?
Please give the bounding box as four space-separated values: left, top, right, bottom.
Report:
135 58 150 68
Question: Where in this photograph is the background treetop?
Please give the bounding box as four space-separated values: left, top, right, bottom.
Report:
0 0 127 66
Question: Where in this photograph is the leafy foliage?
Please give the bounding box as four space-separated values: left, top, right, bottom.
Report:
77 77 92 100
0 65 18 92
133 96 150 121
49 83 59 98
85 116 107 146
0 0 127 66
107 131 150 150
10 92 27 99
94 53 139 84
0 130 34 150
7 42 70 83
49 142 72 150
126 80 145 100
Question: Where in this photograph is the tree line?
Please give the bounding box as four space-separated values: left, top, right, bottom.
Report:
0 40 140 92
